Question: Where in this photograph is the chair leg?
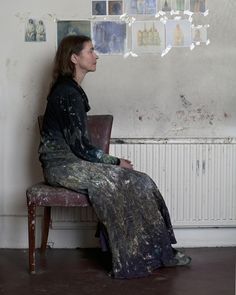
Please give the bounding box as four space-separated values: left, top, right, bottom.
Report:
40 206 51 253
28 202 36 274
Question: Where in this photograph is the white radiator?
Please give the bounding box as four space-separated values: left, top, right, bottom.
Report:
51 138 236 229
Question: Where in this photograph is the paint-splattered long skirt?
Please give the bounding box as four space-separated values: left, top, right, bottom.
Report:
43 159 177 279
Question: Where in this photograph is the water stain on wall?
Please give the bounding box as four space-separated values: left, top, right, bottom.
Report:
224 112 230 118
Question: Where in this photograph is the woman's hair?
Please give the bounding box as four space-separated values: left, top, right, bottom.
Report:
52 35 92 83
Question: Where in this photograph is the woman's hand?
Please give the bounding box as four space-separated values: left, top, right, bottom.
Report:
119 158 133 169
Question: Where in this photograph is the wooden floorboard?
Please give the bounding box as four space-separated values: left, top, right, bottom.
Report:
0 247 235 295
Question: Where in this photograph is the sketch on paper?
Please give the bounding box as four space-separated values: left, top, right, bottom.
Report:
132 21 165 54
25 19 46 42
25 19 36 41
57 21 91 46
92 1 107 15
35 20 46 41
108 0 123 15
165 20 192 47
190 0 206 13
92 21 126 54
126 0 157 15
192 26 207 43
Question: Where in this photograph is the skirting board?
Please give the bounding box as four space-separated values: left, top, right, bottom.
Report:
0 216 236 248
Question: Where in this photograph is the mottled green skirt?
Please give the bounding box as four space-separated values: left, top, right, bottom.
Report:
43 159 177 279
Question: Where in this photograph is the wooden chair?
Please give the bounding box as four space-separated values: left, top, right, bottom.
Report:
26 115 113 273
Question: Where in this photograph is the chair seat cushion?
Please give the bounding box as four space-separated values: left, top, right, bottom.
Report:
26 182 90 207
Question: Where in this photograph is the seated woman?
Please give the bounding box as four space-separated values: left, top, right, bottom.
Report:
38 35 191 279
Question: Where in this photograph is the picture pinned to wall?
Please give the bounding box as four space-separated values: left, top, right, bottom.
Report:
108 0 123 15
92 1 107 16
192 25 207 44
171 0 188 12
126 0 157 15
190 0 206 13
57 20 91 46
132 21 165 54
92 21 126 54
25 19 46 42
165 20 192 47
159 0 172 12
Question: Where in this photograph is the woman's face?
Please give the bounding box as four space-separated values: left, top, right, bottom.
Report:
74 41 98 74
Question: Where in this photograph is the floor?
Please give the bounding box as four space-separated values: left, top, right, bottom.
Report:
0 247 235 295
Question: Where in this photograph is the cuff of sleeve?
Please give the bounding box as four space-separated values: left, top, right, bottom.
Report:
116 158 120 165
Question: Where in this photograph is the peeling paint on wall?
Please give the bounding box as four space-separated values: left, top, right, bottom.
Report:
175 104 218 125
135 107 170 124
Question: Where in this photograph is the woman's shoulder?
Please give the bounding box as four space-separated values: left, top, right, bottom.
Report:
47 76 90 111
56 76 79 92
48 77 80 100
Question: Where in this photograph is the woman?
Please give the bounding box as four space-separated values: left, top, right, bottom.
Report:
25 19 36 42
36 20 46 42
39 35 191 279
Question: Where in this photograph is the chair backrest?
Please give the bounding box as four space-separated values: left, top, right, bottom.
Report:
38 115 113 153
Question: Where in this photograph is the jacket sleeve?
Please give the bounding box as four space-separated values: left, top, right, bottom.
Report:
60 91 120 165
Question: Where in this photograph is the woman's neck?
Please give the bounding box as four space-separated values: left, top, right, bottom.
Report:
73 75 84 85
74 70 86 85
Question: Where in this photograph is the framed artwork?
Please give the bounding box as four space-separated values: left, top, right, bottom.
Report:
132 21 165 54
57 20 91 46
165 20 192 47
126 0 157 15
190 0 206 13
192 26 207 43
92 21 126 54
92 1 107 15
108 0 123 15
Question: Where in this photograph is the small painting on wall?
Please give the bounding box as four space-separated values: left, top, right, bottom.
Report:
126 0 157 15
132 21 165 54
25 19 46 42
92 1 107 15
92 21 126 54
171 0 187 11
159 0 172 12
108 0 123 15
190 0 206 13
57 20 91 46
165 20 192 47
192 26 207 43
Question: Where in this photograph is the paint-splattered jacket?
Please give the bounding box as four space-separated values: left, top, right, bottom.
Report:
39 76 119 168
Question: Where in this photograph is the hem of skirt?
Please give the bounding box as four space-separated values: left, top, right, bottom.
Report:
111 264 164 279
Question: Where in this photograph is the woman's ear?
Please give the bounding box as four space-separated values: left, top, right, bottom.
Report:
71 53 79 64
